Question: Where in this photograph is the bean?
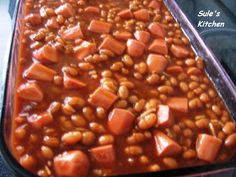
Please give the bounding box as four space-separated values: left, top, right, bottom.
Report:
99 49 115 57
185 59 195 66
62 66 79 76
212 105 222 116
208 89 216 98
199 93 209 103
62 104 76 115
65 97 85 108
19 154 36 170
125 145 143 156
111 62 123 71
170 77 178 86
53 75 63 85
195 118 209 129
189 82 199 90
48 101 61 114
120 81 135 89
78 62 94 70
134 72 143 80
128 95 139 104
222 122 235 135
41 146 53 159
157 85 173 94
172 124 181 134
83 107 95 121
183 128 193 138
182 149 196 159
134 99 146 112
82 131 96 145
122 54 134 66
89 122 106 134
15 146 25 156
15 125 27 140
98 135 114 145
189 98 202 109
139 155 149 164
118 86 129 99
145 99 159 110
61 131 82 145
138 113 157 130
126 132 145 144
179 82 188 92
135 62 147 74
101 70 112 78
225 133 236 148
114 100 128 108
149 164 161 171
146 74 159 85
163 157 178 169
43 136 60 147
96 107 106 119
184 119 195 129
218 131 226 140
71 115 87 127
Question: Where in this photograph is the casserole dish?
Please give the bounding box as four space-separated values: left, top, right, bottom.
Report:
0 0 236 177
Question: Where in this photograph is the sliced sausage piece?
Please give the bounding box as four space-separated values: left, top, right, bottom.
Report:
33 45 59 63
24 13 42 25
154 130 182 157
166 97 188 113
113 31 132 41
28 112 53 129
148 39 168 55
54 150 89 177
88 20 112 34
126 39 145 58
64 75 86 89
146 54 167 73
74 41 97 60
89 87 118 109
61 25 83 40
134 30 150 44
17 82 43 102
166 66 184 74
117 9 133 19
170 44 189 58
84 6 100 13
99 36 126 55
108 108 136 135
24 63 56 82
90 145 116 166
148 22 166 38
148 0 161 10
55 3 76 17
133 9 150 21
157 105 174 128
46 17 59 29
196 134 222 162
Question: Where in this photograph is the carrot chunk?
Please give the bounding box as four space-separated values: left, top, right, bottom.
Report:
108 108 136 135
148 39 168 55
166 66 184 74
24 63 56 82
54 150 89 177
46 17 59 29
63 75 86 89
146 54 167 73
55 3 76 17
170 44 189 58
126 39 145 58
196 134 222 162
88 20 112 34
117 9 133 19
74 41 97 60
17 82 43 102
148 22 166 38
148 0 161 10
134 30 150 44
133 9 150 21
166 97 188 113
33 45 59 63
89 87 118 109
90 145 116 166
28 112 53 129
113 31 132 41
154 130 182 157
157 105 174 128
99 36 126 55
61 25 83 40
84 6 100 13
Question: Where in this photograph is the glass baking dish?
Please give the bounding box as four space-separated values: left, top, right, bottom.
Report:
0 0 236 177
